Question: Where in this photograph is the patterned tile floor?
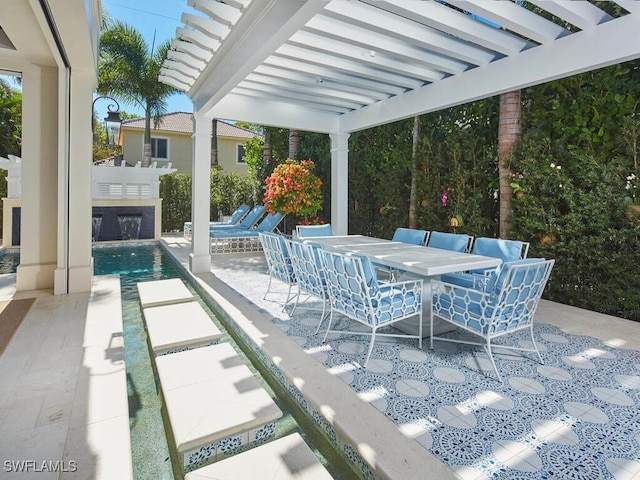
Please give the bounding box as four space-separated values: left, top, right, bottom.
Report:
211 255 640 480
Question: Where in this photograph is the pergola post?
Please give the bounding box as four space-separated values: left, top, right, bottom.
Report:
330 132 349 235
189 111 213 273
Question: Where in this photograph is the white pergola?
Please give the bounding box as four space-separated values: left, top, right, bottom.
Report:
161 0 640 273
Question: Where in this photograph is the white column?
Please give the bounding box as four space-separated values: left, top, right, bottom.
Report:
189 111 213 273
16 65 59 291
330 132 350 235
59 70 94 293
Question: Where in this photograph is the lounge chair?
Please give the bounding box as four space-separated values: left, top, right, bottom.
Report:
209 212 284 254
183 204 250 240
209 205 265 230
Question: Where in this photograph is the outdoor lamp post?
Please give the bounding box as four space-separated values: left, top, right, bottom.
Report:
92 96 122 146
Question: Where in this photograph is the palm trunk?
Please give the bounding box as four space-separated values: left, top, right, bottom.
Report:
211 118 218 167
263 131 272 168
289 130 300 160
142 107 152 167
409 115 420 228
498 90 522 239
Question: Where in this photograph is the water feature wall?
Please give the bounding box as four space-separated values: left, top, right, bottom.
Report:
1 163 174 246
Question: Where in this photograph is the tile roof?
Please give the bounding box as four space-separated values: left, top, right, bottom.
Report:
121 112 261 139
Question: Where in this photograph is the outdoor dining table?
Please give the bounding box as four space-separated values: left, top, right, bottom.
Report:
308 235 502 337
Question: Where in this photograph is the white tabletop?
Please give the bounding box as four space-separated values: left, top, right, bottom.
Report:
310 235 501 277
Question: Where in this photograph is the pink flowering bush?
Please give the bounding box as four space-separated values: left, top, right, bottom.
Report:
263 159 323 217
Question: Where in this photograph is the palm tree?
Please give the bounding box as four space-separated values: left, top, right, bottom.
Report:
98 21 177 166
498 90 522 238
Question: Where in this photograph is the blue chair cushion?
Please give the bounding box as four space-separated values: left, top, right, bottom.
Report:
298 224 333 237
428 231 470 252
392 228 427 245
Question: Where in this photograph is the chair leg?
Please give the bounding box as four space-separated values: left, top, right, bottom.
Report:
314 299 329 334
363 329 377 367
484 340 503 383
322 310 336 343
529 325 544 364
263 276 274 300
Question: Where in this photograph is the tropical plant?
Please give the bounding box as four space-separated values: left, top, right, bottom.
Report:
0 78 22 158
97 21 178 166
263 159 323 219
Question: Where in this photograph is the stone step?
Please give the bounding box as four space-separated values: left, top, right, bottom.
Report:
184 433 334 479
143 301 223 356
155 342 283 471
137 278 194 308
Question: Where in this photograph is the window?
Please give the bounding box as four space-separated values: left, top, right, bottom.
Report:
236 143 246 164
151 138 168 160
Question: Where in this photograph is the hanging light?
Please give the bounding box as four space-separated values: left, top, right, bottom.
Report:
92 96 122 146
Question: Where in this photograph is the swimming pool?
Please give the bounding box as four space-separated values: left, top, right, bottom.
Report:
92 243 353 479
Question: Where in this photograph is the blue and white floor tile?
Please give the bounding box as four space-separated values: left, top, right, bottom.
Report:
214 267 640 480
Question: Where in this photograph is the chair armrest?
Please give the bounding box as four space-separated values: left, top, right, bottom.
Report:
378 278 423 297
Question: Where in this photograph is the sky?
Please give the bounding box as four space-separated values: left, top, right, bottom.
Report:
97 0 195 120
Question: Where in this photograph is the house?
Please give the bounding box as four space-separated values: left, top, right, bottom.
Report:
120 113 261 174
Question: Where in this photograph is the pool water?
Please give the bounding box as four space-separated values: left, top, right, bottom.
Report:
92 243 350 479
0 249 20 274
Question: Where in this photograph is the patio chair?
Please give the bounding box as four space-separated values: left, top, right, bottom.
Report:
296 224 333 238
209 212 285 254
392 227 429 246
440 237 530 288
259 232 297 309
427 231 473 253
376 227 430 280
286 238 330 332
430 258 555 382
209 205 265 230
183 204 250 240
318 248 423 367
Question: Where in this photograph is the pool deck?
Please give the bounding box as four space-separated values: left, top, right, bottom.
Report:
0 235 638 479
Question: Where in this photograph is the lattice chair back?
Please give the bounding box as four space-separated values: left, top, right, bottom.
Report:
259 232 296 308
392 227 429 246
286 238 329 332
428 231 473 253
431 258 555 382
318 248 423 366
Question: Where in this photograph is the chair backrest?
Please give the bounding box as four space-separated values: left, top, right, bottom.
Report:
318 249 379 324
228 204 250 225
472 237 529 261
238 205 266 228
427 231 473 253
259 232 295 285
485 258 554 333
256 212 285 232
297 224 333 238
287 238 326 299
392 227 429 245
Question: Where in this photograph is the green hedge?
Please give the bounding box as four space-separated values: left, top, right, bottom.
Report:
159 169 260 232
